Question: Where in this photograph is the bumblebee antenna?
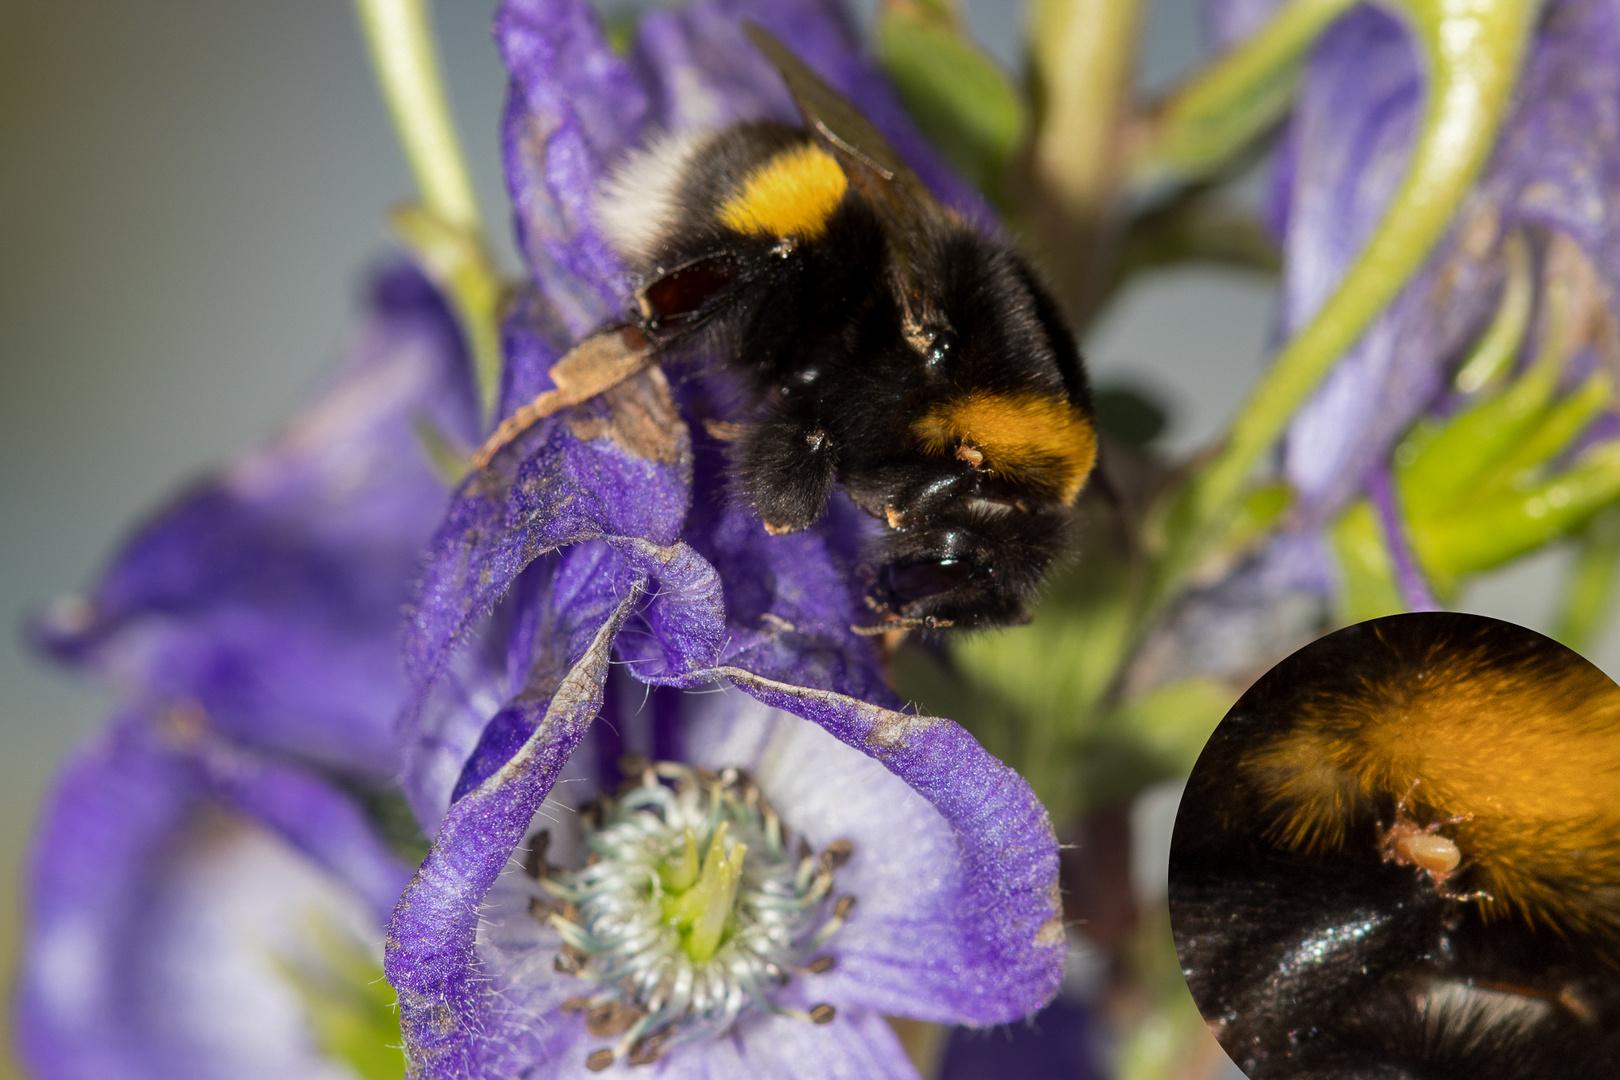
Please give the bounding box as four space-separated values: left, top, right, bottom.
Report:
470 325 654 469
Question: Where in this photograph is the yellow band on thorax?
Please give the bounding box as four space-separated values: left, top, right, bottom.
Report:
718 144 848 239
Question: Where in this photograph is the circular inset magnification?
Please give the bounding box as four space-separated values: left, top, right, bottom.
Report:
1170 612 1620 1079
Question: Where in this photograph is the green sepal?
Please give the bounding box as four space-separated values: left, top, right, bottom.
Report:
1552 505 1620 651
1129 0 1358 189
1466 370 1615 503
1409 442 1620 583
1394 328 1557 517
874 0 1027 200
1329 499 1408 622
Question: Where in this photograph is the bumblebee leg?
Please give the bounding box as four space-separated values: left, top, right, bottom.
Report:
738 415 837 535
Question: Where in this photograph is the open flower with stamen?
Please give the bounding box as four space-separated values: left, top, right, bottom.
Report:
386 0 1062 1074
417 671 1051 1078
546 762 850 1066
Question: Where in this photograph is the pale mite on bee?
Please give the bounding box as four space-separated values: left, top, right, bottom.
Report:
1377 780 1487 901
474 24 1097 632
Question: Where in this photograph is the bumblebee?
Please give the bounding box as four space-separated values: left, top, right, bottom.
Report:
1169 613 1620 1079
476 25 1096 631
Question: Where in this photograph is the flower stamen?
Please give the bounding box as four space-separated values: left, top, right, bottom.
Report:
535 762 855 1069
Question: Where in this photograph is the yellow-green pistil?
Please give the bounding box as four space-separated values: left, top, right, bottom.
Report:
536 762 852 1071
659 823 748 962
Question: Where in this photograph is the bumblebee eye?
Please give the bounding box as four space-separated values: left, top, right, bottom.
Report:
884 558 975 601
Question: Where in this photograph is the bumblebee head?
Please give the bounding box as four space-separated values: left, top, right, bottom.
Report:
863 504 1070 629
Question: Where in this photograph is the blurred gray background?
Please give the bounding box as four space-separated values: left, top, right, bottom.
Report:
1 1 1603 1077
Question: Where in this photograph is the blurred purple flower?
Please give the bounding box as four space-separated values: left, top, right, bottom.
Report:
19 266 478 1080
388 0 1063 1074
17 707 411 1080
1275 0 1620 522
937 996 1102 1080
36 266 479 777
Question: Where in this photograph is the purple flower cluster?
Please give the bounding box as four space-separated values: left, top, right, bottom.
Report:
16 1 1065 1078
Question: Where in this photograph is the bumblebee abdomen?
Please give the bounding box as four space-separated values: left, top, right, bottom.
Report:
1240 620 1620 939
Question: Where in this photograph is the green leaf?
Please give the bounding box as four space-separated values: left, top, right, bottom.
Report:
875 0 1027 199
278 918 405 1080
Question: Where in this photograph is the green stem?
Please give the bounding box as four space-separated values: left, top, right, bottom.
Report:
1151 0 1541 606
1019 0 1147 325
353 0 480 230
354 0 505 423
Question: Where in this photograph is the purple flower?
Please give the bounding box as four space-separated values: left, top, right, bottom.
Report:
19 266 478 1080
36 266 479 777
1275 0 1620 522
388 0 1063 1073
17 707 411 1080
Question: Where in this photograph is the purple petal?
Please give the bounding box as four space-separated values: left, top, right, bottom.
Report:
398 370 703 821
34 266 473 776
498 0 648 340
18 711 403 1080
662 1006 920 1079
938 996 1103 1080
681 688 1064 1024
404 367 693 691
387 590 637 1077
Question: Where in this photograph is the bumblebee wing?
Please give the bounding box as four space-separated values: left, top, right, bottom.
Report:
741 22 937 235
